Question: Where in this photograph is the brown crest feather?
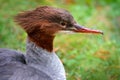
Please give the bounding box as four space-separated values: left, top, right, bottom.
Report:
14 6 73 52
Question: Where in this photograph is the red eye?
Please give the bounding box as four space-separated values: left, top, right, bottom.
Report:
60 21 67 26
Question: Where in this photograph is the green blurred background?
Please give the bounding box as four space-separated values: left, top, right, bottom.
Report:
0 0 120 80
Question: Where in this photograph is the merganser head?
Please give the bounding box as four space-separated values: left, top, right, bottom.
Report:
15 6 103 52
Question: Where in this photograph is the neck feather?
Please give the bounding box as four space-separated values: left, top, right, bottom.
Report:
28 33 55 52
25 40 54 64
25 40 66 79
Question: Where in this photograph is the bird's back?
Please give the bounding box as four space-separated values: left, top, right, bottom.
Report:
0 48 52 80
0 48 26 65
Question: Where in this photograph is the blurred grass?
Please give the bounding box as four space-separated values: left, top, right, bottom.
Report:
0 0 120 80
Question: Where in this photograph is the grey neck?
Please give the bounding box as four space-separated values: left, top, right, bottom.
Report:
25 40 66 80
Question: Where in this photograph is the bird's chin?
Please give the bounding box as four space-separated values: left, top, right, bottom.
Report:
57 30 75 35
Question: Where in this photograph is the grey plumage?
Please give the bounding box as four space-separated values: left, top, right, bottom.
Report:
0 40 66 80
0 48 53 80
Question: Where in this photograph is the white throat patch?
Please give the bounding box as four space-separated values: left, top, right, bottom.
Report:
57 30 75 35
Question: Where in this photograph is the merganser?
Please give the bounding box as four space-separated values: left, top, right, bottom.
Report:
0 6 103 80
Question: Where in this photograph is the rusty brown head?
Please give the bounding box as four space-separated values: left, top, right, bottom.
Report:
15 6 103 52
